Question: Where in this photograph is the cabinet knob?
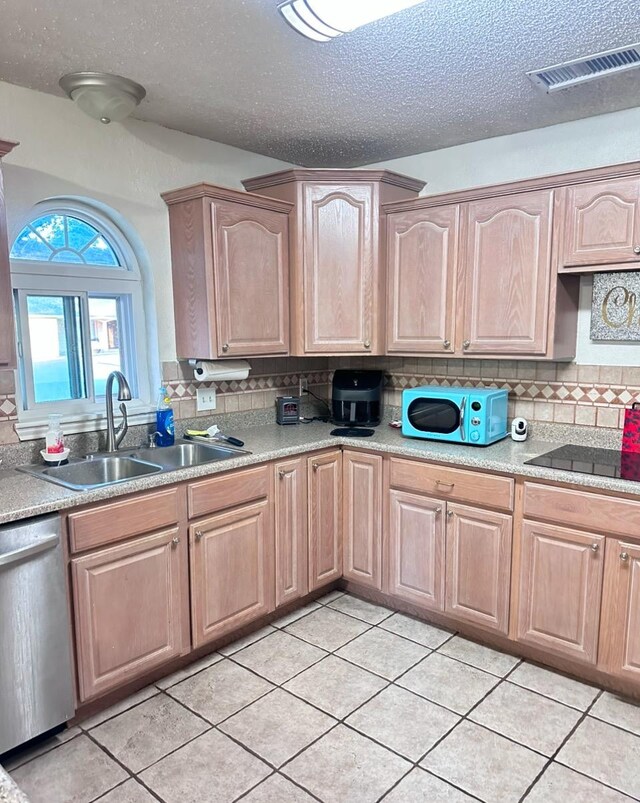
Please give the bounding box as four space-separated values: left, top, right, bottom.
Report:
222 343 229 352
634 245 640 254
463 340 470 349
590 543 600 553
278 469 286 479
195 530 204 541
435 506 442 514
364 340 371 350
171 536 180 547
312 462 319 472
447 510 453 518
443 340 451 349
621 551 630 562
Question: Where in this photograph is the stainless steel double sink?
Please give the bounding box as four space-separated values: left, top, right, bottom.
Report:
18 440 250 491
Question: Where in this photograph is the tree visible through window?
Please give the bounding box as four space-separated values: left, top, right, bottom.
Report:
10 207 144 413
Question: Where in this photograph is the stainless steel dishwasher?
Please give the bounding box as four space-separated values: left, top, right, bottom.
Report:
0 514 75 755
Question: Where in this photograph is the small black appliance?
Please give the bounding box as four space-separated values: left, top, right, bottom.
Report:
331 369 383 427
276 395 300 425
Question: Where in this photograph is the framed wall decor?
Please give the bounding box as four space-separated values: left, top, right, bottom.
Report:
591 271 640 341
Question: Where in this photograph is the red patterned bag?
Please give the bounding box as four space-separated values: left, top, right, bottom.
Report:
622 403 640 454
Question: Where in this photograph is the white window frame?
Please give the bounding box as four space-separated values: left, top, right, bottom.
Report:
10 200 154 439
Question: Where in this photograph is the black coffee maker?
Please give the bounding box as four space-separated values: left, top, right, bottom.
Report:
331 370 384 427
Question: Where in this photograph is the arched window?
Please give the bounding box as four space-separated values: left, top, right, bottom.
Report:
10 203 148 416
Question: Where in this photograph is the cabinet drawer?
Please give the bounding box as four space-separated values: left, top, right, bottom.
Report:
389 458 514 512
69 487 181 553
188 465 270 519
523 482 640 540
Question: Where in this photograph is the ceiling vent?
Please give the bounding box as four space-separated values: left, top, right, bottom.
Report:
527 44 640 93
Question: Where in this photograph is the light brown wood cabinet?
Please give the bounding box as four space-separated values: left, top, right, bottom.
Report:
445 502 512 634
386 204 459 354
342 450 382 589
387 488 445 611
71 527 190 701
308 449 343 590
242 169 424 355
274 456 308 607
517 520 604 664
162 183 292 359
190 496 274 647
0 140 18 367
561 176 640 271
599 539 640 682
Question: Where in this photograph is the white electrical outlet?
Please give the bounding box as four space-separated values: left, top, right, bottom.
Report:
196 387 217 411
299 376 308 396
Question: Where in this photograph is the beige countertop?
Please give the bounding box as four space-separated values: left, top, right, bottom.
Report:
0 767 29 803
0 421 638 526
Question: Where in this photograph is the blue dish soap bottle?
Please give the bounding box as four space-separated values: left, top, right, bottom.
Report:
156 387 175 446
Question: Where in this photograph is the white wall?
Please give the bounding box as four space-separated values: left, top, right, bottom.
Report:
371 107 640 365
0 80 293 381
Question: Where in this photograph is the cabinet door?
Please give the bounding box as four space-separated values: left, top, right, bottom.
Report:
386 205 459 353
517 521 604 664
462 190 553 355
562 177 640 269
387 489 445 611
343 450 382 589
191 499 274 647
72 527 189 701
213 200 289 356
302 183 376 353
308 450 343 590
445 503 512 633
0 161 15 367
599 540 640 681
274 457 308 607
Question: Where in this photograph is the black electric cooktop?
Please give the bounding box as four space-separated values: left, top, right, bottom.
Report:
525 444 640 481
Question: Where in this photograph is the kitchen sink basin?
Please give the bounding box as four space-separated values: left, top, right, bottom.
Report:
125 440 245 470
23 455 163 490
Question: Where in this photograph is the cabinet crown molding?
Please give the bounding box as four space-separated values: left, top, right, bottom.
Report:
0 139 19 158
161 181 293 213
382 159 640 213
242 168 426 194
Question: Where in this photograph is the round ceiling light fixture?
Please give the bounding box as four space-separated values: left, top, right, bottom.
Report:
59 72 146 124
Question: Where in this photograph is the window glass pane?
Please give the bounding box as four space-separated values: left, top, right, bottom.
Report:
66 217 99 251
89 296 123 397
26 295 87 403
81 236 120 267
31 214 66 249
51 249 84 264
11 213 121 267
10 228 53 260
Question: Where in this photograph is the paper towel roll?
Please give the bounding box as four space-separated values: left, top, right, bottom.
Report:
190 359 250 381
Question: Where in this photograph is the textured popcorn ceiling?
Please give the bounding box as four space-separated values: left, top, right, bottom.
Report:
1 0 639 167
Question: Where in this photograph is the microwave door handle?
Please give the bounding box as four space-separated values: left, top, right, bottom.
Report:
459 397 467 441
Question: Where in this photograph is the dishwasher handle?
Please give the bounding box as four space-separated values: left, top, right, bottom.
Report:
0 533 60 569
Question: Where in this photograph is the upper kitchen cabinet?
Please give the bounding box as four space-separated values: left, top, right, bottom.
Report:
0 140 18 367
243 169 424 355
385 204 459 354
560 175 640 272
162 183 292 359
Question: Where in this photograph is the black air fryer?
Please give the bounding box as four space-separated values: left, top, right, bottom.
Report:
331 370 384 427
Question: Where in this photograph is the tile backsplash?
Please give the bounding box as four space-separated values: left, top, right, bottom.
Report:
0 355 637 445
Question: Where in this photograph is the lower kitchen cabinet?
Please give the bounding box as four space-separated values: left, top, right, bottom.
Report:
599 539 640 681
274 457 308 607
190 498 274 647
308 450 343 590
387 489 445 610
71 527 190 702
517 520 604 664
342 450 382 589
445 502 512 634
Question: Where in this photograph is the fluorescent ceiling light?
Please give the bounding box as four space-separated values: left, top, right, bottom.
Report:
278 0 426 42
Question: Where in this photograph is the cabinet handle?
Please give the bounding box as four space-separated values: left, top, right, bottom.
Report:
364 340 371 350
634 245 640 254
590 543 600 553
195 530 204 541
171 536 180 547
463 340 470 349
443 340 450 349
436 480 455 490
222 343 229 352
312 462 319 472
621 551 630 562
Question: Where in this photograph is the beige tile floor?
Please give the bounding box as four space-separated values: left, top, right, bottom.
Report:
5 591 640 802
